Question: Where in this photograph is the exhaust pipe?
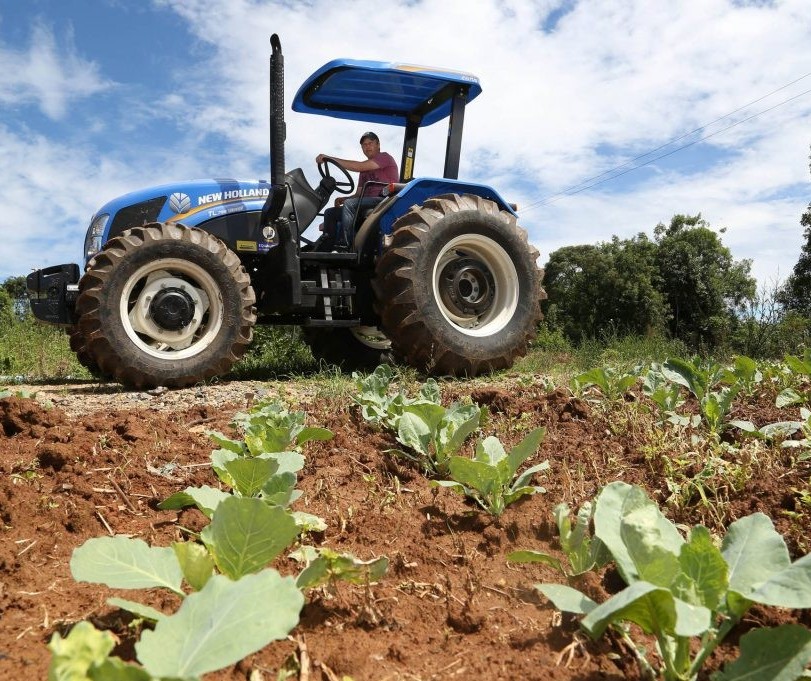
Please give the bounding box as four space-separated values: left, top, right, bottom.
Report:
262 34 287 226
269 33 285 185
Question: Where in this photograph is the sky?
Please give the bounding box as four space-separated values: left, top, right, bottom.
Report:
1 0 810 291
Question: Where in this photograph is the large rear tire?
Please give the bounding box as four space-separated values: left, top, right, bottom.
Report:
373 194 544 376
74 223 256 389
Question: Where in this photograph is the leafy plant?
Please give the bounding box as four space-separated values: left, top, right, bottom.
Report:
508 499 609 577
643 364 686 424
211 399 333 456
571 365 640 400
433 428 548 516
776 349 811 408
663 357 740 434
352 364 440 430
64 530 304 680
731 407 811 458
294 547 389 590
393 400 484 476
720 355 762 396
535 481 811 681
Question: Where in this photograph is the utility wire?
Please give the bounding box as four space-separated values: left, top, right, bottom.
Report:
519 71 811 214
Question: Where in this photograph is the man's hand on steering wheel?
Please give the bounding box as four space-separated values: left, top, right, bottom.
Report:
317 156 355 195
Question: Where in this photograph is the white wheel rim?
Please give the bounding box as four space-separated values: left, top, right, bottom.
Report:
119 258 224 360
350 325 391 350
431 234 518 337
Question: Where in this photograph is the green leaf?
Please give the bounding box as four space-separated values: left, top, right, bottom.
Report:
296 549 389 589
295 426 333 445
503 485 542 507
751 553 811 608
777 388 803 408
290 511 328 532
48 620 115 681
207 431 245 454
620 505 682 587
200 496 299 579
594 482 683 585
713 624 811 681
535 583 597 616
664 358 705 401
785 354 811 377
89 657 151 681
210 449 239 486
448 457 497 497
722 513 791 601
510 460 550 492
136 570 303 679
475 435 506 466
677 525 728 610
158 485 229 518
257 451 306 475
581 581 709 639
437 404 482 460
225 457 278 496
106 597 166 622
172 541 214 591
70 536 183 595
507 550 564 574
261 471 299 507
504 427 546 477
397 410 434 457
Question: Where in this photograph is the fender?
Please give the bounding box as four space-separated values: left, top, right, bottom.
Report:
355 178 517 257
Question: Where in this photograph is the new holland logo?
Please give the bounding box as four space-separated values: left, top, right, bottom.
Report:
169 192 191 214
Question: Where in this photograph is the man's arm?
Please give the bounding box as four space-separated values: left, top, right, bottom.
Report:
316 154 380 172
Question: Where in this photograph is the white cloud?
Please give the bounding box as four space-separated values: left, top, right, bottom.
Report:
0 21 112 119
1 0 809 290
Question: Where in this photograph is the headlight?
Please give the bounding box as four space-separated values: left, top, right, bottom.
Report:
84 213 109 260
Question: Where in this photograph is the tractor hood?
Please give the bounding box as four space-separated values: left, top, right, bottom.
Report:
94 178 272 242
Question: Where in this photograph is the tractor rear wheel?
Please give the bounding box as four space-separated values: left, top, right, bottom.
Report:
373 194 544 376
74 223 256 389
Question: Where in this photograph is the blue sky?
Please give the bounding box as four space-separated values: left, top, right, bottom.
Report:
1 0 810 289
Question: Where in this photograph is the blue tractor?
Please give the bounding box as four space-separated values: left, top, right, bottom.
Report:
27 35 545 389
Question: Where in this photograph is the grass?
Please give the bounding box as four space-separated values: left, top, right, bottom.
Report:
0 318 90 382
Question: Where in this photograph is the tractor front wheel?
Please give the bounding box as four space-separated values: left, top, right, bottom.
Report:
373 194 544 376
74 223 256 389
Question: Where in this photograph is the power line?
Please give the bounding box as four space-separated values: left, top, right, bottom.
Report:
519 71 811 214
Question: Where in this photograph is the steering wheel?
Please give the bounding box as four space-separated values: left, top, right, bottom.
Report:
318 157 355 195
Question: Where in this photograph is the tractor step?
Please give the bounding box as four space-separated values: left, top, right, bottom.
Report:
303 319 360 328
299 252 358 263
302 285 356 296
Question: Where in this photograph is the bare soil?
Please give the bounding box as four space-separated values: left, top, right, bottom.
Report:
0 377 809 680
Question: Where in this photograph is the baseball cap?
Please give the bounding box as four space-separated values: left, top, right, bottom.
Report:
360 131 379 144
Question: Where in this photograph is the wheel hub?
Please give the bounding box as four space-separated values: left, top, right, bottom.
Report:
439 257 495 316
149 287 195 330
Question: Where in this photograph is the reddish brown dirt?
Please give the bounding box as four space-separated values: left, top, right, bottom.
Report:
0 379 809 680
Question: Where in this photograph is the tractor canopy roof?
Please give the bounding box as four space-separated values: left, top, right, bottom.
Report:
292 59 482 127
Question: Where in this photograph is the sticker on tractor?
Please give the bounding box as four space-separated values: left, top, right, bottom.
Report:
236 240 258 252
196 187 270 206
169 192 191 213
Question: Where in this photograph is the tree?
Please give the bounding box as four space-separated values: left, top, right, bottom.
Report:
1 275 29 320
779 149 811 316
542 235 668 341
0 287 13 328
654 214 755 348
